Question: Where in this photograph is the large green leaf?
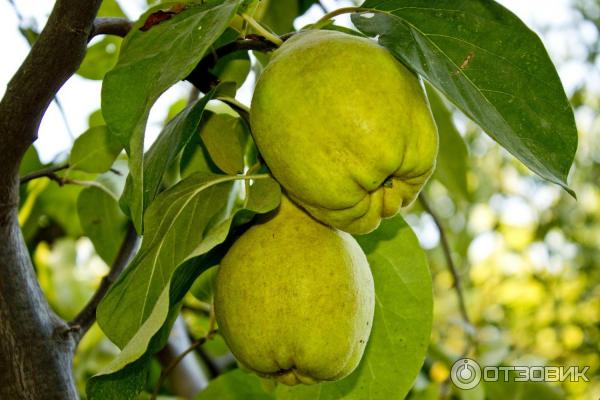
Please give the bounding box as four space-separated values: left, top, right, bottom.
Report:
277 216 433 399
258 0 300 34
211 51 251 88
352 0 577 194
87 357 148 400
91 177 279 398
199 111 249 175
77 187 128 265
19 146 43 176
78 37 122 80
89 257 210 399
97 173 280 350
102 0 240 231
426 85 469 199
197 369 275 400
120 89 216 221
70 125 122 173
20 180 84 239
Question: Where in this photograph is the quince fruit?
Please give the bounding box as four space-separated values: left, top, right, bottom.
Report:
214 197 374 385
250 30 438 234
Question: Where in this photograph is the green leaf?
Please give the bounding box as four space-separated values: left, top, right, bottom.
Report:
199 112 249 175
197 369 275 400
258 0 299 35
21 180 84 239
87 356 149 400
410 382 441 400
18 147 45 208
277 216 432 399
78 37 122 80
70 126 122 173
211 51 251 88
190 265 218 303
89 109 106 128
98 0 126 17
426 85 469 199
90 258 203 398
352 0 577 194
92 179 280 395
181 134 222 178
102 0 241 231
120 90 216 220
19 146 43 176
77 187 128 265
97 173 280 351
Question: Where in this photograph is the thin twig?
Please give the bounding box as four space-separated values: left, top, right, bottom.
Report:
240 13 282 46
20 168 93 190
151 327 218 400
52 96 75 140
20 163 122 185
312 6 367 29
419 194 474 353
316 1 328 14
68 223 139 341
6 0 25 23
19 164 69 184
89 17 133 40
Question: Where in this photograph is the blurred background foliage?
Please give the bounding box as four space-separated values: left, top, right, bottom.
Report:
8 0 600 398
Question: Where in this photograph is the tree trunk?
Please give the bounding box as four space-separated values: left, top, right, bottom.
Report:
0 192 78 399
0 0 103 397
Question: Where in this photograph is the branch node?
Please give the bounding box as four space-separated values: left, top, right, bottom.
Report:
90 17 133 40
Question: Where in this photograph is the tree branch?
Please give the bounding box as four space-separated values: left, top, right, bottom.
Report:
68 223 139 342
419 194 475 353
19 164 69 184
152 328 218 400
185 35 278 92
155 317 211 398
90 17 133 40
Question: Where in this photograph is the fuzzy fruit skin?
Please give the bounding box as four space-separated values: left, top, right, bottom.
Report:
250 30 438 234
214 197 374 385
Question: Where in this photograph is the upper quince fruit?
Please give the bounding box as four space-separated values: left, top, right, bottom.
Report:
250 29 438 234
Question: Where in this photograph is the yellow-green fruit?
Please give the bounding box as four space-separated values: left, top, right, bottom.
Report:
250 30 438 234
214 197 374 385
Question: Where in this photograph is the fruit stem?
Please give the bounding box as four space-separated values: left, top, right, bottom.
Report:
312 6 369 29
240 13 283 47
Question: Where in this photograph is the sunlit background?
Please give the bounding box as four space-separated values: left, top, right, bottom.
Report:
2 0 599 398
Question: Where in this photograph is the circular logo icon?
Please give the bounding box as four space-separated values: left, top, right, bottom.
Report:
450 358 482 390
